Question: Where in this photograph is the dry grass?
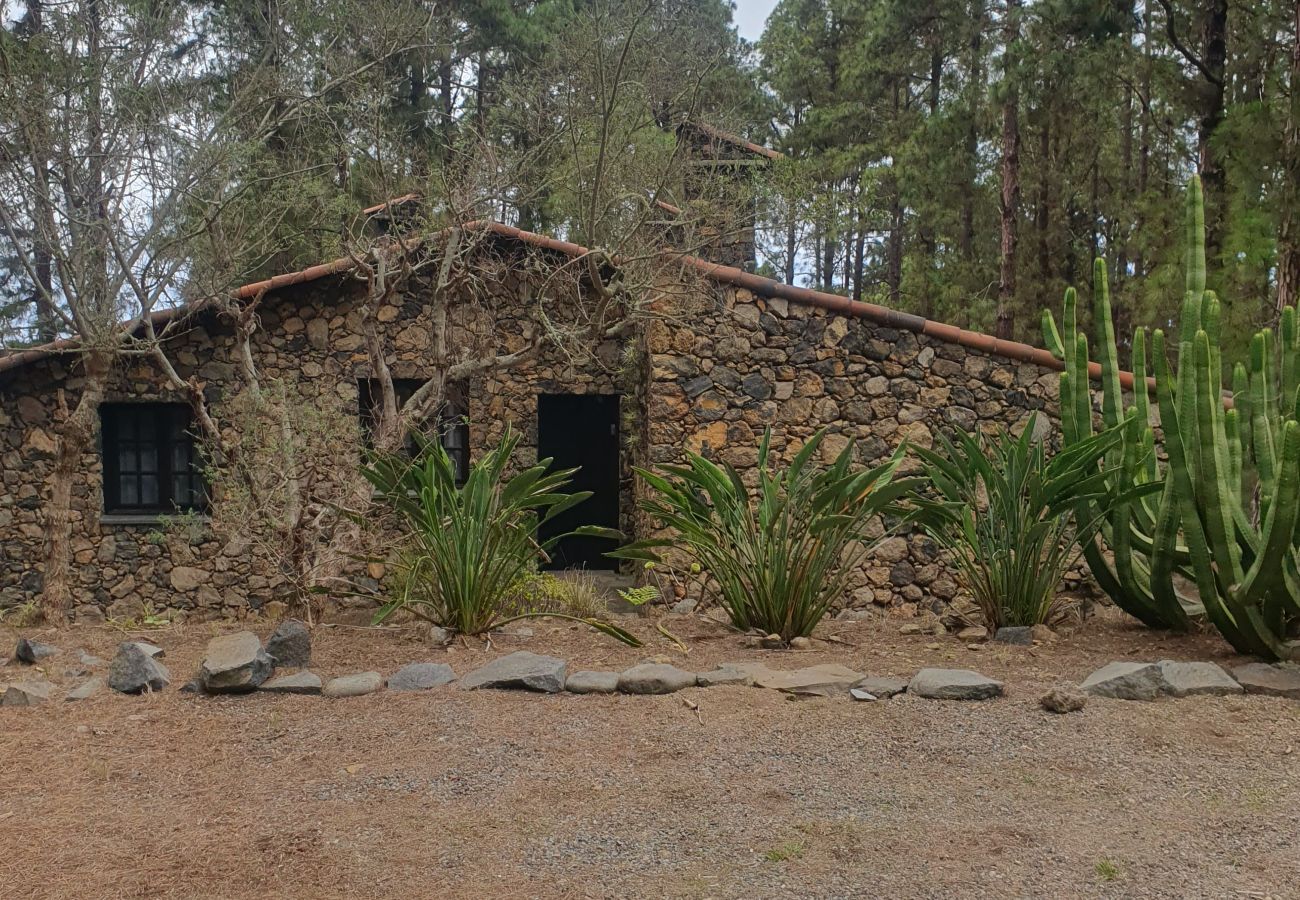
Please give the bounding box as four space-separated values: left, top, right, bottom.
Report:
1 607 1298 899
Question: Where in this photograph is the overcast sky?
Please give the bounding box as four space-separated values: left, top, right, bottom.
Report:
732 0 778 43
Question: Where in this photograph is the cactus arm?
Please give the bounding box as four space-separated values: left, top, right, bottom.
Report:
1250 333 1277 503
1093 260 1124 431
1194 331 1246 589
1131 328 1158 482
1239 421 1300 613
1155 330 1266 653
1233 362 1252 462
1185 175 1206 298
1225 408 1243 498
1073 333 1093 441
1042 310 1065 360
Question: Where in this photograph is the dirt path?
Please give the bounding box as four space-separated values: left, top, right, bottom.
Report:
1 611 1297 899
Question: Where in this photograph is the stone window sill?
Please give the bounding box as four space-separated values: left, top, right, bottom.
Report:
99 513 212 527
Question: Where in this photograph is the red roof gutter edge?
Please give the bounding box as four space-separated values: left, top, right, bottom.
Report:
1 219 1159 402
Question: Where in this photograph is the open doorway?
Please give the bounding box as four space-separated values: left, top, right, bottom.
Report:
537 393 620 570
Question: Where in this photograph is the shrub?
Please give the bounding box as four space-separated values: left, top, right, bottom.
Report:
362 429 639 645
911 415 1133 629
615 429 914 641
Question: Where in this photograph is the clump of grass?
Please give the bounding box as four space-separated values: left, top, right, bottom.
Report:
506 571 608 620
1094 858 1121 881
0 599 42 627
762 841 805 863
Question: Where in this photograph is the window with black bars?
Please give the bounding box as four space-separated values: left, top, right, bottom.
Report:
100 403 206 514
357 378 469 484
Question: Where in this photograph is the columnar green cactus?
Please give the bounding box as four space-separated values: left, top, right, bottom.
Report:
1045 177 1300 659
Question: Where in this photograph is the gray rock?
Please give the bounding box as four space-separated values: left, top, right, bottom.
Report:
265 619 311 668
670 597 698 615
2 680 52 705
260 671 323 695
993 626 1034 645
850 675 909 699
849 689 878 701
565 671 620 694
1040 685 1088 713
388 662 456 692
107 642 171 694
200 632 273 694
1080 661 1167 700
617 663 697 695
77 650 106 667
1158 660 1243 697
322 672 384 698
67 677 105 702
1232 662 1300 699
695 666 755 688
742 663 864 698
461 651 567 693
909 668 1004 701
125 641 164 659
789 636 813 651
14 637 59 664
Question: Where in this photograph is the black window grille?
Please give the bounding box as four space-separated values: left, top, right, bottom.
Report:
100 403 206 514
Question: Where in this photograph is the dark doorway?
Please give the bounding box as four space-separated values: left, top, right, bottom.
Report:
537 393 620 570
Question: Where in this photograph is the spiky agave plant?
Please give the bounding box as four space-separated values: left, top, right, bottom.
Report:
362 428 640 646
910 415 1137 629
614 428 916 641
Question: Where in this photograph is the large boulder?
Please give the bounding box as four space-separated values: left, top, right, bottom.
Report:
322 672 384 698
1157 660 1242 697
199 632 273 694
260 671 323 696
617 663 697 695
387 662 456 692
107 642 171 694
909 668 1004 701
2 680 52 706
1232 662 1300 699
460 652 567 693
14 638 59 664
265 620 311 668
1080 661 1167 700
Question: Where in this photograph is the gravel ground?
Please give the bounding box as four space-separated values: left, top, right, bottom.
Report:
1 608 1298 899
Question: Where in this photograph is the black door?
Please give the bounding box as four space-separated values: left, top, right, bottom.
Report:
537 393 620 570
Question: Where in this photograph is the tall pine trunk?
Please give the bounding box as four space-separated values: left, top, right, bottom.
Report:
1277 0 1300 313
996 0 1021 340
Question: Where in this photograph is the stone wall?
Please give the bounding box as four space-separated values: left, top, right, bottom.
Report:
644 281 1066 615
0 248 635 620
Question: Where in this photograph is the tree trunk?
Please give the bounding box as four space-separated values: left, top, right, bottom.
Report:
43 351 110 621
1197 0 1228 264
1277 0 1300 313
960 0 985 262
996 0 1021 340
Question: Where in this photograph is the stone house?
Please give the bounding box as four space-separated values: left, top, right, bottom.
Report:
0 212 1079 622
